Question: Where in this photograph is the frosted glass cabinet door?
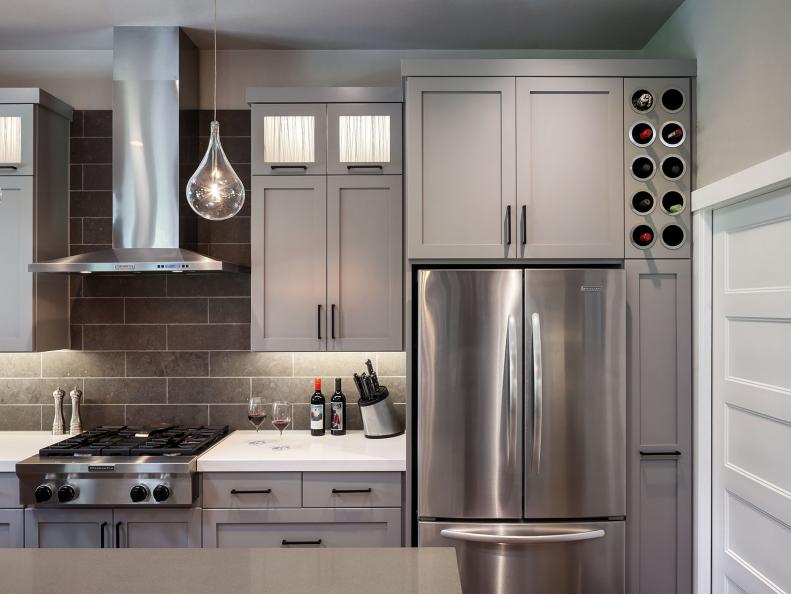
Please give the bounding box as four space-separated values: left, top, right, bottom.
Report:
0 176 34 351
252 104 327 175
516 77 624 259
251 176 327 351
327 104 402 175
0 104 34 175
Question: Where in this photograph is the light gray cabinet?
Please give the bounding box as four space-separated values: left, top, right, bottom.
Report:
25 508 112 548
302 472 402 508
251 176 327 351
327 103 402 175
251 103 327 175
203 472 302 509
113 508 201 548
406 77 516 259
0 510 23 548
203 507 402 549
516 77 624 259
626 260 692 594
327 176 402 351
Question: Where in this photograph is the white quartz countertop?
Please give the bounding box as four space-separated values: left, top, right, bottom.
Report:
198 430 406 472
0 432 63 472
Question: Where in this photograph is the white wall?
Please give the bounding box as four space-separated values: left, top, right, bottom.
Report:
643 0 791 188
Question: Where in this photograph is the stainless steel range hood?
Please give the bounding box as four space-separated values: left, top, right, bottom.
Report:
30 27 239 273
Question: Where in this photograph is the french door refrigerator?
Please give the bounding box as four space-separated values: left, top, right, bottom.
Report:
417 268 626 594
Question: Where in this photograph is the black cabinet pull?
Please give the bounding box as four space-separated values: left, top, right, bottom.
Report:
505 206 512 245
282 539 322 546
230 489 272 494
331 488 372 494
0 165 18 170
100 522 107 548
271 165 308 170
640 450 681 457
317 304 322 340
115 521 123 548
521 205 527 246
331 304 336 340
346 164 383 171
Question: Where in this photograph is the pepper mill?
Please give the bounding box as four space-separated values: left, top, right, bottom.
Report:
69 386 83 435
52 387 66 435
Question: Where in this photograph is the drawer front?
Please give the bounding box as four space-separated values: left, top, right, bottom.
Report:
0 473 20 508
202 472 302 509
203 508 402 548
303 472 402 508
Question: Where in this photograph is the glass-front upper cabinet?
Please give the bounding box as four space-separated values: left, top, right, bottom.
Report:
0 105 34 176
328 103 402 175
252 104 327 175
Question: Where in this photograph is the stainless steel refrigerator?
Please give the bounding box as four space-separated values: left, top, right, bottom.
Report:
417 268 626 594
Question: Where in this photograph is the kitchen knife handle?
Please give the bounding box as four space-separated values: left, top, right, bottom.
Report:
115 521 123 548
505 205 512 245
317 304 322 340
100 522 108 548
531 312 543 474
331 304 336 339
331 488 372 494
521 205 527 245
231 489 272 494
282 539 322 546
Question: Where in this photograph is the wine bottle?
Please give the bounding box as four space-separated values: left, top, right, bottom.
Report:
310 377 325 436
631 156 655 180
632 191 654 214
632 225 655 248
631 89 654 112
662 156 684 179
331 378 346 436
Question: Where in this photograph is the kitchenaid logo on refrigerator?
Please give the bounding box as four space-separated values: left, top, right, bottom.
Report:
580 285 603 292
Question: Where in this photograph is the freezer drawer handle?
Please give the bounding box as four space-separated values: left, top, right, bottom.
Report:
331 488 372 494
439 527 605 545
231 489 272 494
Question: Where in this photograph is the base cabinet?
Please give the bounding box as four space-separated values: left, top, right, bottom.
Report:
0 509 23 548
113 508 201 548
25 509 112 548
203 508 401 548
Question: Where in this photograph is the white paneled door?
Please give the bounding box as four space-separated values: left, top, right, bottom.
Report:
712 187 791 594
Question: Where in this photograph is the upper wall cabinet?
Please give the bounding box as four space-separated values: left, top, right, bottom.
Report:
328 103 402 175
406 77 516 259
252 104 327 175
516 78 624 259
0 90 71 352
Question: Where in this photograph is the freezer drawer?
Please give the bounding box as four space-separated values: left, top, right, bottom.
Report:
419 520 625 594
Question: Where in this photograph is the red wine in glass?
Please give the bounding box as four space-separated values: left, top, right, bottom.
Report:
272 419 289 432
248 413 267 430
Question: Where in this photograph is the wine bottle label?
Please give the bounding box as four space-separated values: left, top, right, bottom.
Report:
310 403 324 429
331 402 344 430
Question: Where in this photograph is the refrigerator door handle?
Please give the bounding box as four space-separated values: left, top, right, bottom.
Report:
440 527 605 545
505 316 518 467
531 312 543 473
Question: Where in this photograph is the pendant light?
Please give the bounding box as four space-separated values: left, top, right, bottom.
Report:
186 0 245 221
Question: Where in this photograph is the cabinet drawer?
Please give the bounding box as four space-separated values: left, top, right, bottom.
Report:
203 472 302 509
0 473 20 508
303 472 402 508
203 508 402 548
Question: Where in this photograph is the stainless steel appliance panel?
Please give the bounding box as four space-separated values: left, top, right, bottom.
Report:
419 519 625 594
418 269 523 519
523 269 626 518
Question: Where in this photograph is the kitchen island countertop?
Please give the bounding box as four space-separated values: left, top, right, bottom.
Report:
0 547 461 594
0 432 62 472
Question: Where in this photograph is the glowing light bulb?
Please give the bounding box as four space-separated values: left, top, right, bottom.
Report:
185 121 245 220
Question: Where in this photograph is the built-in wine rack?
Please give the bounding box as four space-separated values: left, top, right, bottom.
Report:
624 78 691 258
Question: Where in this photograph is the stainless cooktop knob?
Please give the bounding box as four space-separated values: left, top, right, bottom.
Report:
130 484 149 503
57 484 76 503
152 484 170 502
34 484 53 503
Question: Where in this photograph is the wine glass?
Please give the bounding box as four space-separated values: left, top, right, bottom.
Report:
248 396 268 445
271 401 292 451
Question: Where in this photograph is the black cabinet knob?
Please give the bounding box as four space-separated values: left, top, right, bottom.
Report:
57 485 76 503
152 484 170 502
129 484 149 503
34 485 53 503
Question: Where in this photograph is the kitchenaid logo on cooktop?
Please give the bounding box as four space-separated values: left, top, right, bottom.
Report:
88 465 116 472
580 285 603 292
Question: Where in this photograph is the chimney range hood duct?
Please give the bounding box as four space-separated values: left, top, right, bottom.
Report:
30 27 239 273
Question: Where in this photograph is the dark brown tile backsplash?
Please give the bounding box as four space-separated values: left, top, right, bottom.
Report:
0 110 405 431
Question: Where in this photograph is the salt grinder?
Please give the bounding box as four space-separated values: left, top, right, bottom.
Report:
69 386 83 435
51 387 66 435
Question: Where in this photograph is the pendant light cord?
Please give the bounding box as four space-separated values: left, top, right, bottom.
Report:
213 0 217 122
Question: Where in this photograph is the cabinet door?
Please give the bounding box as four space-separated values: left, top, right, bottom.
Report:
0 104 34 175
251 176 327 351
252 104 327 175
327 176 402 351
203 508 402 548
516 78 624 259
25 509 113 548
406 77 516 259
114 508 202 548
327 103 402 175
625 260 692 594
0 510 23 548
0 176 34 351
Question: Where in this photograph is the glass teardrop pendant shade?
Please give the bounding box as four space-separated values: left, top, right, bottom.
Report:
186 121 245 220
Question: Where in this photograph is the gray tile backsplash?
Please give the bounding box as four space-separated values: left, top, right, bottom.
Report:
0 110 406 431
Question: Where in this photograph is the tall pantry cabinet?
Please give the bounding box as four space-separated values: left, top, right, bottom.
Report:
248 89 403 352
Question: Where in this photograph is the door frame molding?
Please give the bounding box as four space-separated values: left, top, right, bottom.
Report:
690 148 791 594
